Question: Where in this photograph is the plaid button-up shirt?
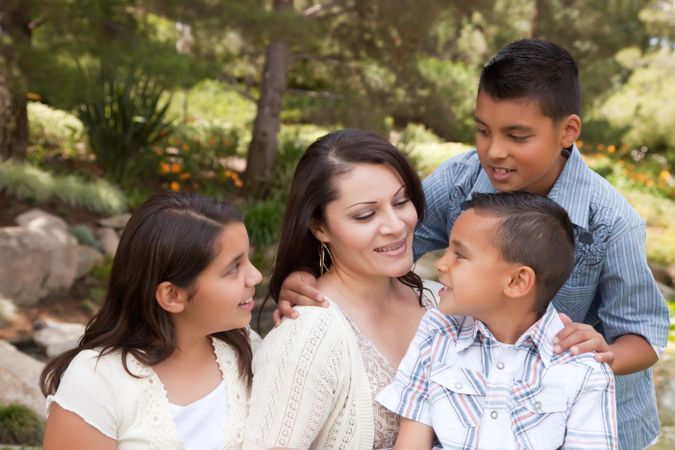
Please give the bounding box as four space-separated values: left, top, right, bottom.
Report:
413 146 668 449
377 304 618 450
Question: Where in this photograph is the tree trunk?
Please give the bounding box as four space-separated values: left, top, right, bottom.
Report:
0 3 31 160
531 0 547 39
245 0 293 198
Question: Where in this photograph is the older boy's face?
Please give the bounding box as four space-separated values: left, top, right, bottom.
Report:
474 90 568 196
435 209 515 318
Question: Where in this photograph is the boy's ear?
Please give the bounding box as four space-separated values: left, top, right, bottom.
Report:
156 281 187 314
503 265 536 299
559 114 581 148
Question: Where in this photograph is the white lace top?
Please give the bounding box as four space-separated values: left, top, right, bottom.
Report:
47 337 253 450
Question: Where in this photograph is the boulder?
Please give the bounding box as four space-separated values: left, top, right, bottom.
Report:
0 209 79 307
33 319 86 359
97 213 131 229
0 340 46 418
75 245 105 279
95 227 119 257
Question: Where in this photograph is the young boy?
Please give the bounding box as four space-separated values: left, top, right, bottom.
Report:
278 39 669 449
377 191 618 449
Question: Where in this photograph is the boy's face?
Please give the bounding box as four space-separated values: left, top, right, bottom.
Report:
474 90 576 196
435 209 516 318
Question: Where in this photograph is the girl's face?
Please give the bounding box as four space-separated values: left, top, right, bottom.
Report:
181 222 262 334
313 163 418 280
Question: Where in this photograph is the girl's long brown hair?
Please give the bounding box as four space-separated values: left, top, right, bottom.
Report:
41 192 253 395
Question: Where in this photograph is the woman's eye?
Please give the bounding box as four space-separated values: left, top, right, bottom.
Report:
394 198 409 207
454 251 465 260
354 212 374 221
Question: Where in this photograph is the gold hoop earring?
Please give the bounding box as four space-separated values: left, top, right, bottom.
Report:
319 242 332 275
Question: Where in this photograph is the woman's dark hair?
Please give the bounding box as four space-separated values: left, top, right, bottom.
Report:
268 128 426 306
41 192 253 395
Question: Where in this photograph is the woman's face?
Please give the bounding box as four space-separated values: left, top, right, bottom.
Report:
313 163 418 279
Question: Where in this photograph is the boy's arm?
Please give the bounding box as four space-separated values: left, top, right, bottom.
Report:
563 363 618 449
414 162 454 259
394 418 434 450
555 223 668 374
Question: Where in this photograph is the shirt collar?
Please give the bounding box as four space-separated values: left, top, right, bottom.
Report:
546 145 593 229
469 145 593 229
455 303 564 367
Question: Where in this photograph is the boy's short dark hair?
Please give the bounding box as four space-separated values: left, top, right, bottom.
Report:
469 192 575 314
478 39 580 123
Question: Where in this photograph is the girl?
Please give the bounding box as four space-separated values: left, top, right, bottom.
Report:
41 192 262 450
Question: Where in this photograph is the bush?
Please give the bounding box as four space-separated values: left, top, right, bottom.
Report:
79 74 173 185
27 102 85 159
0 160 127 215
0 404 44 446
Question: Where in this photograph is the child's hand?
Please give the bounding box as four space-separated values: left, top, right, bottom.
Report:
273 270 327 326
553 313 615 367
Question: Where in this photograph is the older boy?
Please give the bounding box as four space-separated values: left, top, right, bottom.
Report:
378 191 618 449
278 39 669 449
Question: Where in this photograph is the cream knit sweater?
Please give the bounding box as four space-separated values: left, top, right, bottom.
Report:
243 303 374 450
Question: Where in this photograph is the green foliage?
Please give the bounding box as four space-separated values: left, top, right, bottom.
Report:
27 102 84 159
243 199 286 250
79 74 174 185
0 160 127 215
0 403 44 446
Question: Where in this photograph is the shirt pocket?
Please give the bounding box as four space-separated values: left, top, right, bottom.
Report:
428 365 486 443
511 385 568 450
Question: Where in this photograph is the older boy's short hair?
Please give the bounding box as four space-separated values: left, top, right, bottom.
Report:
478 39 580 123
469 192 575 314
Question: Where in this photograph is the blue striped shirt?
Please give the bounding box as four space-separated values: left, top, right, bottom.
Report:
377 304 618 449
413 146 669 449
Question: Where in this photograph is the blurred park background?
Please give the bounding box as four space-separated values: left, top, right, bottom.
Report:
0 0 673 447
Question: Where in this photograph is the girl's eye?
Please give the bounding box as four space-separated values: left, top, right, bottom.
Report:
228 262 241 275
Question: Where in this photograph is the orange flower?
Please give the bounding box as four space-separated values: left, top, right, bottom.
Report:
171 162 182 173
170 181 180 192
179 172 192 180
575 140 584 149
182 143 190 151
607 144 616 154
160 162 171 174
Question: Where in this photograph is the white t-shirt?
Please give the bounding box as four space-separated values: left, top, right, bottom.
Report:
169 379 228 450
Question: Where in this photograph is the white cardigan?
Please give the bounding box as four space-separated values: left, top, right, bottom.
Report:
243 282 440 450
244 303 373 449
47 337 253 450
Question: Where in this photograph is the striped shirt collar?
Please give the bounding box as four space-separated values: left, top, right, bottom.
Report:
453 303 564 367
470 145 593 229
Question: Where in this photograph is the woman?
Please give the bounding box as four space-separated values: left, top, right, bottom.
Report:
243 129 439 449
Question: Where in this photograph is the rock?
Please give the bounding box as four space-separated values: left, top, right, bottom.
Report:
0 340 46 418
97 213 131 229
650 263 673 287
0 211 79 306
75 245 105 279
95 227 119 257
70 224 101 250
15 208 68 231
33 319 86 358
0 297 17 327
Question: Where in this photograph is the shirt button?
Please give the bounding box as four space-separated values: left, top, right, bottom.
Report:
454 382 462 390
534 401 542 411
490 410 498 419
496 361 505 370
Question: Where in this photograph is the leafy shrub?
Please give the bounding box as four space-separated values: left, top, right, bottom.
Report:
0 403 44 446
27 102 84 158
0 160 127 215
79 74 173 185
243 199 285 250
167 80 256 127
